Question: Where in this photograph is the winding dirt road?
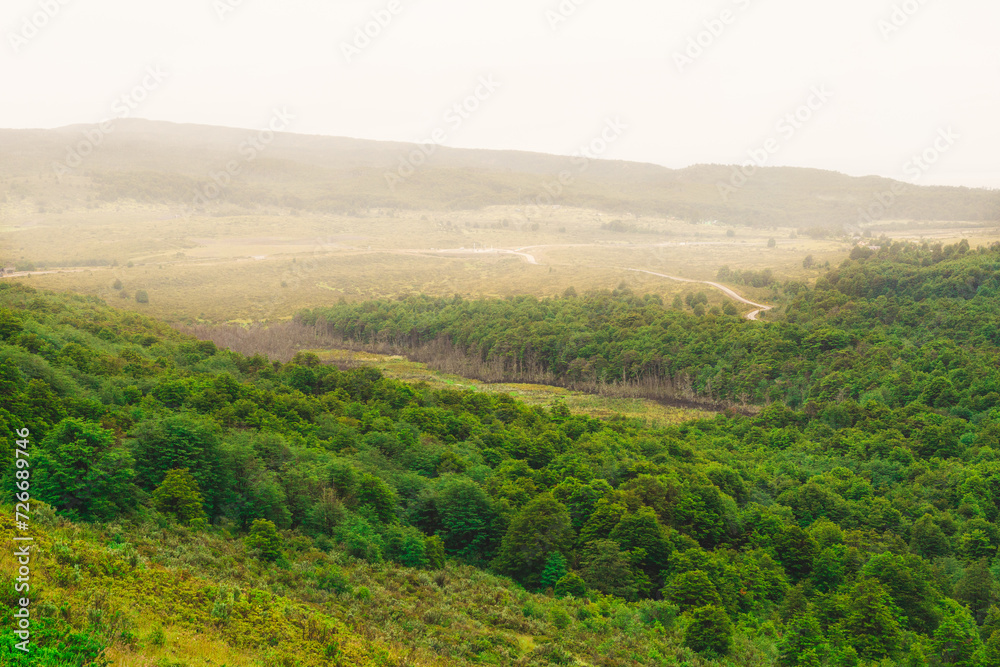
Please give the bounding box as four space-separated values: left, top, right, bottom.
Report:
423 246 773 321
625 269 772 320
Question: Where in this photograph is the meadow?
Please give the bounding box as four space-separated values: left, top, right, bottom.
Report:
6 198 995 323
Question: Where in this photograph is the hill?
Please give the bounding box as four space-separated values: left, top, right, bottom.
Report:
4 245 1000 665
2 119 997 231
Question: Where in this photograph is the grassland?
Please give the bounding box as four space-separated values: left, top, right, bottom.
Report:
8 199 996 323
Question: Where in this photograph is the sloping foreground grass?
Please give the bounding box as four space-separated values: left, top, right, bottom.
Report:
0 503 774 667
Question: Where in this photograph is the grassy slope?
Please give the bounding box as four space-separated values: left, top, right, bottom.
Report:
1 503 756 667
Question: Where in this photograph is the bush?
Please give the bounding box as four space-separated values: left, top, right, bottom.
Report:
152 468 207 524
555 572 588 598
684 605 733 656
246 519 283 561
135 290 149 304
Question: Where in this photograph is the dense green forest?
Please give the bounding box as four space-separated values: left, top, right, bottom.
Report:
3 241 1000 664
300 239 1000 418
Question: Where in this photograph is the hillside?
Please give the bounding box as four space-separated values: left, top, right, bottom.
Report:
2 120 997 230
3 245 1000 665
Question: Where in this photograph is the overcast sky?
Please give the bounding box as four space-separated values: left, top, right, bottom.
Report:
2 0 997 187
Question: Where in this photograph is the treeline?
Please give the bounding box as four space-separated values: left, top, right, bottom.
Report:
300 240 1000 418
716 265 777 288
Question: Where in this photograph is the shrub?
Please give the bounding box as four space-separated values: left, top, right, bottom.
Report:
684 605 733 656
555 572 588 598
246 519 283 561
152 468 207 524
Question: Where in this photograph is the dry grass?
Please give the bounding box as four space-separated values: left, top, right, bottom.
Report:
4 201 998 323
177 321 714 426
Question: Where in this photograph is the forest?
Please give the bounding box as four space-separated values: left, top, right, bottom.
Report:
2 240 1000 665
300 239 1000 417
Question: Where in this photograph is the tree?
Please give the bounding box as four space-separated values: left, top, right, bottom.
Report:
777 613 826 667
931 599 982 667
130 414 222 513
767 237 777 248
578 539 648 601
955 558 998 625
135 289 149 303
246 519 283 561
555 572 588 598
812 544 846 593
540 552 568 590
910 513 951 558
152 468 207 523
33 418 135 520
774 524 818 581
609 506 671 575
840 578 902 660
356 473 396 524
435 475 499 563
665 570 722 612
494 494 574 589
425 535 446 569
984 630 1000 666
684 605 733 656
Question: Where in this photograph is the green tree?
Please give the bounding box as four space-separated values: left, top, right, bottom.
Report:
983 630 1000 666
955 558 998 625
554 572 588 598
424 535 446 569
494 494 574 589
777 613 826 667
32 418 135 520
130 413 222 513
540 552 568 590
840 578 902 660
684 605 733 656
910 513 951 558
356 472 396 523
665 570 722 612
135 289 149 303
246 518 283 561
931 599 982 667
609 506 671 576
578 539 648 601
812 544 846 593
435 475 499 563
774 524 818 581
152 468 207 523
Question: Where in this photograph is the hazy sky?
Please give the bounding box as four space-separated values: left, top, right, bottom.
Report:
2 0 998 187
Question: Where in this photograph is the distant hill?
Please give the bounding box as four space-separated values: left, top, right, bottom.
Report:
1 119 997 232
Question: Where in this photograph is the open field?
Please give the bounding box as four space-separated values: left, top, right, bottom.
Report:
316 348 714 427
5 199 998 322
2 120 998 322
